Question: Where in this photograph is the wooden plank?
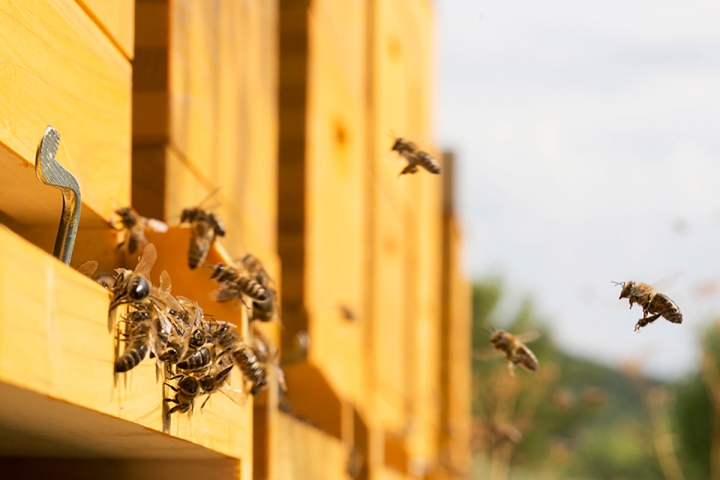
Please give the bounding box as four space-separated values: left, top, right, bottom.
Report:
0 225 252 461
133 1 278 260
0 458 239 480
0 0 131 225
371 180 408 432
303 0 368 407
76 0 135 59
276 412 352 480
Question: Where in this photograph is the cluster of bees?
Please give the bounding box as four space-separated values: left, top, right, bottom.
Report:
490 281 684 375
79 195 283 426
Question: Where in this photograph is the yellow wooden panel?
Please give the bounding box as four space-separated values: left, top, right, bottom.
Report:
0 225 252 461
304 0 367 407
371 180 408 432
371 0 436 201
0 1 131 225
405 159 443 463
77 0 135 59
167 0 278 257
276 412 351 480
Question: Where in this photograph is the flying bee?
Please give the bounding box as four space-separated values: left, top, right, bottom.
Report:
181 197 226 269
390 137 441 176
164 374 201 416
113 207 168 255
237 254 278 322
210 262 268 303
614 281 683 332
398 151 441 176
232 342 267 396
490 330 539 375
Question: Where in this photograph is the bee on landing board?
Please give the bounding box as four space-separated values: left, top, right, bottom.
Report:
113 207 168 255
489 330 539 375
390 137 441 176
180 189 226 269
614 281 683 332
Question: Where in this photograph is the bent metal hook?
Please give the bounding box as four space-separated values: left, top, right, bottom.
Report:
35 126 82 265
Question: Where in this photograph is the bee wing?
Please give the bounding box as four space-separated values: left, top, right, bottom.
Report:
270 363 288 393
77 260 98 278
515 331 540 344
515 345 539 372
215 284 240 302
134 243 157 279
196 186 222 209
218 386 248 407
158 270 172 295
147 218 169 233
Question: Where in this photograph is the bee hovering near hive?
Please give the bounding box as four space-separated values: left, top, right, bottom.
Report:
613 281 683 332
490 329 539 376
209 260 268 304
180 189 226 269
113 207 168 255
390 137 441 177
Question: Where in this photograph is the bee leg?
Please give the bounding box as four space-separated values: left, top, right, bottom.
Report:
164 383 180 392
201 395 211 410
506 360 515 377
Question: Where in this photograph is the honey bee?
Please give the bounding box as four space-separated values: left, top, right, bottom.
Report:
181 202 226 269
232 342 267 396
490 330 539 375
114 308 153 373
77 260 117 289
390 138 441 176
114 207 168 255
164 374 201 416
210 262 268 302
614 281 683 332
109 243 157 312
238 254 278 322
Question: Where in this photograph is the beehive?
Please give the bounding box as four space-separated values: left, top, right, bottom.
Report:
0 1 470 479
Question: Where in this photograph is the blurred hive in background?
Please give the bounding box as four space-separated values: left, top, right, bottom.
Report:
0 1 470 479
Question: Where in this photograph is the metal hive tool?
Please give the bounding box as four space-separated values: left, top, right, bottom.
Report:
35 126 82 265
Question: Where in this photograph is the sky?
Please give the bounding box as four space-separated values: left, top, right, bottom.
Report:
437 0 720 379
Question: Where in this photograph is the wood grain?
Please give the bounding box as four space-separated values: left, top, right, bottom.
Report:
0 0 131 224
76 0 135 59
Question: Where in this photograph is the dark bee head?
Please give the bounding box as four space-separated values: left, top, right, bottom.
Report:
177 375 200 395
209 263 227 280
190 328 205 348
180 208 192 223
128 276 150 301
160 344 182 364
199 374 215 392
391 137 415 154
115 207 136 226
490 330 512 350
616 281 633 299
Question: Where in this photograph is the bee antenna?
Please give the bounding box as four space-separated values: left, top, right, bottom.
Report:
610 281 625 287
483 327 494 335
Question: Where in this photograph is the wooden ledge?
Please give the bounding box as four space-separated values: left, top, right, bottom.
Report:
0 225 251 462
